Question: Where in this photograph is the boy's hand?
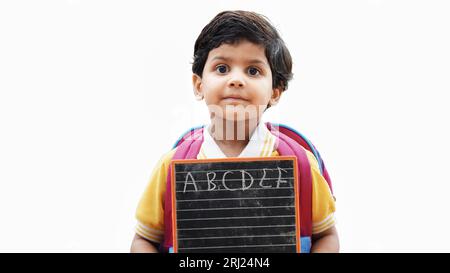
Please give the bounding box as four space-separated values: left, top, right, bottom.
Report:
311 226 340 253
130 234 160 253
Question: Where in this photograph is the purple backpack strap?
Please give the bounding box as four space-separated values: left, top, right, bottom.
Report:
162 129 204 252
268 125 313 237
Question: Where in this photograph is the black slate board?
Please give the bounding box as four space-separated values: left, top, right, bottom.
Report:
171 156 300 253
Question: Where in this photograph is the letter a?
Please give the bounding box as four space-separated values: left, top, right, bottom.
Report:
183 172 198 192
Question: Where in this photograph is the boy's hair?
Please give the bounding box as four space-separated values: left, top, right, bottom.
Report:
192 10 293 91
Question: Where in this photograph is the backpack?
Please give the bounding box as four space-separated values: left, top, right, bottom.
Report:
161 122 333 253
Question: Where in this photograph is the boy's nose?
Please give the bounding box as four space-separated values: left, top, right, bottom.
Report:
228 75 245 88
228 72 245 87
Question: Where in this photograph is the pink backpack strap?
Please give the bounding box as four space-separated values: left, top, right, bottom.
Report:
173 125 205 149
268 122 333 194
269 126 313 237
162 129 204 252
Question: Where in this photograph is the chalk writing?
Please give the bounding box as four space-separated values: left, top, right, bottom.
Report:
181 167 291 192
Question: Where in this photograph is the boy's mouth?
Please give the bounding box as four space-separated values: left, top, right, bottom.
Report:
222 95 248 103
222 98 248 105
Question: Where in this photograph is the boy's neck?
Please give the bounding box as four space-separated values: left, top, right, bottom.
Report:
208 118 260 157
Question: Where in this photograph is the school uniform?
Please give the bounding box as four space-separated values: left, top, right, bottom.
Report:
135 122 336 246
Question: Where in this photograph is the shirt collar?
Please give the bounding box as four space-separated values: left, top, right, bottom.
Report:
198 121 276 159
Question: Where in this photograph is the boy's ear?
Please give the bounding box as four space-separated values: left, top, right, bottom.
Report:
269 87 282 107
192 74 204 100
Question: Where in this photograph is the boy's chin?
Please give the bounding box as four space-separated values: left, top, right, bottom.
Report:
214 111 260 122
209 105 266 122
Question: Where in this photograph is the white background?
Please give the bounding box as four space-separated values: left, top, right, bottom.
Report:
1 0 449 252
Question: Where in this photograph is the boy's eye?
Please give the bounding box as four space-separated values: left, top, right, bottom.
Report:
248 67 260 76
215 65 228 74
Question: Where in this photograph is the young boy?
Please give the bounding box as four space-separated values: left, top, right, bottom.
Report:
131 10 339 253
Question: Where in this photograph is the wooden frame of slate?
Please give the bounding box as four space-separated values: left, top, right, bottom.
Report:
171 156 300 253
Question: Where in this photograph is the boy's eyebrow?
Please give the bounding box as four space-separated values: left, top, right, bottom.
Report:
211 56 268 66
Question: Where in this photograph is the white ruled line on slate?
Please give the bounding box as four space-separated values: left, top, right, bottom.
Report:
177 224 295 231
178 214 295 222
178 195 294 202
175 177 294 184
178 233 295 241
176 187 294 193
178 243 296 250
177 205 295 212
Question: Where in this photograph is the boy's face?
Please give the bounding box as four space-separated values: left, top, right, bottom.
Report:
193 40 281 123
